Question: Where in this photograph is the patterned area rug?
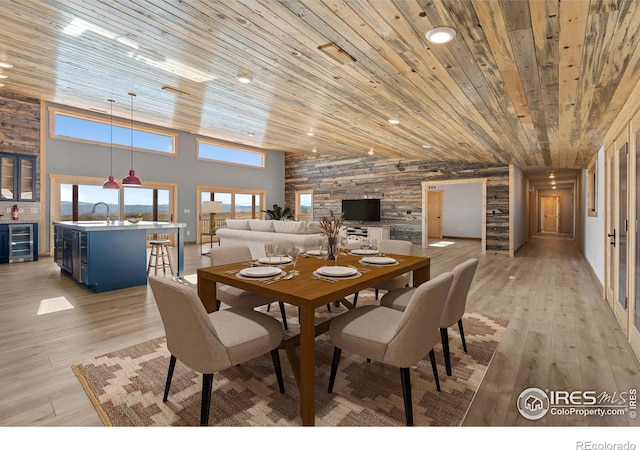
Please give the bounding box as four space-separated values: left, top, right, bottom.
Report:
72 290 507 426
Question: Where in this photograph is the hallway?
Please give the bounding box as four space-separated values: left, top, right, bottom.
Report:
443 235 640 426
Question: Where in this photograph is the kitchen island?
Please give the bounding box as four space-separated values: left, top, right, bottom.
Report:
53 221 186 292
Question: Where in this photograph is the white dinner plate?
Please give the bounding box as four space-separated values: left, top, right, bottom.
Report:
316 266 358 277
361 256 397 265
350 248 378 255
239 267 282 278
306 249 321 256
258 256 291 265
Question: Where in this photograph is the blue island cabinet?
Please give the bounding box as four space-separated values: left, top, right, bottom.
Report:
83 229 148 292
53 221 186 293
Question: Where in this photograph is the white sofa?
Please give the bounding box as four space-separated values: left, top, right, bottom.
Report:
216 219 324 259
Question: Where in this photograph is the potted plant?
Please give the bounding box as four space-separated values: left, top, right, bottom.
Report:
263 204 293 220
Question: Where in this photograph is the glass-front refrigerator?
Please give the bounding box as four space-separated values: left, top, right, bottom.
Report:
9 224 34 263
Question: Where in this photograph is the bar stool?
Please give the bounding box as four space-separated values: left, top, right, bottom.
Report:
147 239 174 275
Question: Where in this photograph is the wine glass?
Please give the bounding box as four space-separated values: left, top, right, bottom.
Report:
340 236 349 255
370 239 378 254
275 244 286 264
319 238 329 265
265 243 275 264
287 247 300 275
360 238 370 252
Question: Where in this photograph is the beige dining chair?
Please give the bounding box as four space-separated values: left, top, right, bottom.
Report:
381 258 479 376
148 276 285 426
328 272 454 426
210 245 289 330
352 239 414 306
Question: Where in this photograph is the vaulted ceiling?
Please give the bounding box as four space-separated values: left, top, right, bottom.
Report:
1 0 639 171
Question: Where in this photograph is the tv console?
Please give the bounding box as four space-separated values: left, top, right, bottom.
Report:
345 225 390 242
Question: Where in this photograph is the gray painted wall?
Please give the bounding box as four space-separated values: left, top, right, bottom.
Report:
580 145 605 286
440 182 483 239
44 102 285 248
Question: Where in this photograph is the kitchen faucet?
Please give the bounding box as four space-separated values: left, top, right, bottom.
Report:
91 202 111 223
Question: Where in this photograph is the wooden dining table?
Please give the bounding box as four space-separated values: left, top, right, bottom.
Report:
196 251 430 426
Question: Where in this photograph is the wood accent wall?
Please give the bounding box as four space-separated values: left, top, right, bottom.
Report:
285 154 510 253
0 92 41 201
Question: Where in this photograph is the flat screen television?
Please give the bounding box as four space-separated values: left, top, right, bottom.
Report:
341 199 381 222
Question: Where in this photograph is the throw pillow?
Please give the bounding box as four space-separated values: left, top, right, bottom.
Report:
248 219 275 232
225 219 251 230
273 220 306 234
306 221 323 234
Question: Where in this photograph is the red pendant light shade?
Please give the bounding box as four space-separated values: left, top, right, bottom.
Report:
103 98 120 189
103 175 120 189
123 169 142 186
122 91 142 187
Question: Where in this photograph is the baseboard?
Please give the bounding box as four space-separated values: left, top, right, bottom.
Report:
442 236 482 241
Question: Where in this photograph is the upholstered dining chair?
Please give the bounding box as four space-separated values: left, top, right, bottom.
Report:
210 245 289 330
148 276 285 426
352 239 414 306
381 258 479 376
328 272 454 426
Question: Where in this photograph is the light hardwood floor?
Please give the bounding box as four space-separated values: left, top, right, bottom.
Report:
0 234 638 426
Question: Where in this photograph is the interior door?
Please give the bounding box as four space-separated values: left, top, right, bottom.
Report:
427 190 443 239
541 196 558 232
605 143 616 310
630 112 640 357
615 135 629 334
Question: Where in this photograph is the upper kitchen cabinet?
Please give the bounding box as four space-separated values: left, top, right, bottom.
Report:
0 152 36 201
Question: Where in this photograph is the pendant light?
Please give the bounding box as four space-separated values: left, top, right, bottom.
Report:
102 98 120 189
122 91 142 186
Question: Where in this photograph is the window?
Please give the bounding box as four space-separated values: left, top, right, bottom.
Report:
50 107 176 155
58 182 173 222
60 183 119 221
296 190 313 221
197 139 265 168
124 187 171 222
197 186 265 243
587 155 597 217
199 188 264 220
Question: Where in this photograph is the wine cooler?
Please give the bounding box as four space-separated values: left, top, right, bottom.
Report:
9 223 36 263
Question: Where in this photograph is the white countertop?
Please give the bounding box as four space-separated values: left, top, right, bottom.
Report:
53 220 186 231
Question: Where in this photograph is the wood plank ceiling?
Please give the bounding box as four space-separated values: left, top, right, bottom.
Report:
1 0 639 170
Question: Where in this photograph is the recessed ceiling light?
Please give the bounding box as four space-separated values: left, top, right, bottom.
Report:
311 146 317 153
0 62 13 69
0 83 5 88
388 119 400 125
306 131 314 136
425 26 457 44
237 75 252 84
368 148 374 155
0 74 7 79
247 131 254 136
422 143 432 149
